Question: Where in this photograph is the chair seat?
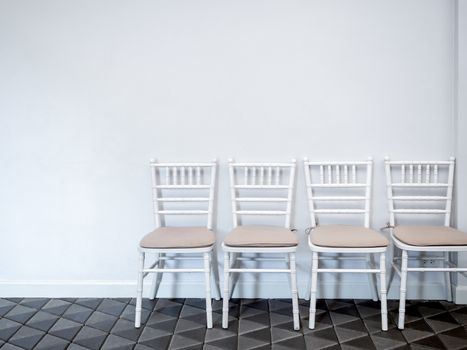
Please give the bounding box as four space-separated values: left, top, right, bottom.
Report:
310 225 389 248
223 225 298 247
393 226 467 246
140 227 215 249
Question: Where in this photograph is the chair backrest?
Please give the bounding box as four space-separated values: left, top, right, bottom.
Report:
228 159 297 229
150 159 217 230
304 158 373 228
384 157 455 227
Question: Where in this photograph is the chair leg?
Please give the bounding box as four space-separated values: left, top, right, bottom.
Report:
204 252 213 328
211 247 222 301
149 253 161 300
398 250 408 329
380 253 388 331
367 254 379 301
222 252 230 328
444 252 453 302
135 251 145 328
309 251 319 329
289 253 300 330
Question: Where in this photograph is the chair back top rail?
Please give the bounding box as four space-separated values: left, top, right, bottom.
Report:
228 159 297 228
150 159 217 229
304 157 373 228
384 157 455 227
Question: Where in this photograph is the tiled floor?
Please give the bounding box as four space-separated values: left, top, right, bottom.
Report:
0 298 466 350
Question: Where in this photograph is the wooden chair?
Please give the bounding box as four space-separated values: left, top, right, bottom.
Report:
304 157 389 331
385 157 467 329
221 159 300 330
135 159 220 329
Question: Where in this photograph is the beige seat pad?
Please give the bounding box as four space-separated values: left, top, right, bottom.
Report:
140 227 215 249
310 225 389 248
394 226 467 246
224 225 298 247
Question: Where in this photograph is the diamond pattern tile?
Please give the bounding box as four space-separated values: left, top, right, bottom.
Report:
0 298 466 349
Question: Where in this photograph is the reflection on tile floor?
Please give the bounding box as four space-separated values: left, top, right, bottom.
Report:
0 298 466 349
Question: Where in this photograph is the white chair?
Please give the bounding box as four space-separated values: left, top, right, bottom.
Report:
304 157 389 331
135 159 221 329
222 159 300 330
385 157 467 329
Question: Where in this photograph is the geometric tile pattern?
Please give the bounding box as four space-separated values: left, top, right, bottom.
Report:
0 298 466 349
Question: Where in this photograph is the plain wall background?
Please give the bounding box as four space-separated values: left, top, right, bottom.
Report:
0 0 462 299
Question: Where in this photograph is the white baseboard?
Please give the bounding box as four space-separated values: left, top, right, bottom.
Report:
0 279 461 301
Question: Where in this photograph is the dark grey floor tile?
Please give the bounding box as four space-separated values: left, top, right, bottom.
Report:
0 299 16 317
334 319 368 343
48 318 82 341
303 311 334 334
85 310 118 332
330 305 361 326
137 325 173 347
416 302 447 318
110 318 144 341
0 318 22 341
362 314 397 334
450 306 467 325
238 313 270 334
41 300 72 316
72 326 108 350
409 334 445 349
437 326 467 350
356 300 386 319
96 299 127 317
169 328 206 349
271 322 301 343
7 325 44 350
273 335 306 350
389 305 423 325
0 344 24 350
341 335 376 350
238 327 271 349
203 335 237 350
4 304 37 324
425 312 460 333
66 344 89 350
304 327 339 350
129 297 158 311
25 310 59 332
370 329 407 350
400 319 434 343
120 303 150 323
34 334 69 350
62 303 94 324
75 298 104 310
19 298 50 310
101 334 135 350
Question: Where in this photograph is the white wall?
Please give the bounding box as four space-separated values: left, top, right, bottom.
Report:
455 0 467 302
0 0 459 299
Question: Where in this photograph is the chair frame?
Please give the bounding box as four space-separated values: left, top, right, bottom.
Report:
135 159 221 329
221 159 300 330
385 156 467 329
304 157 388 331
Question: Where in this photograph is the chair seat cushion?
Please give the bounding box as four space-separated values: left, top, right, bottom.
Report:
223 225 298 247
140 227 215 249
310 225 389 248
393 226 467 246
